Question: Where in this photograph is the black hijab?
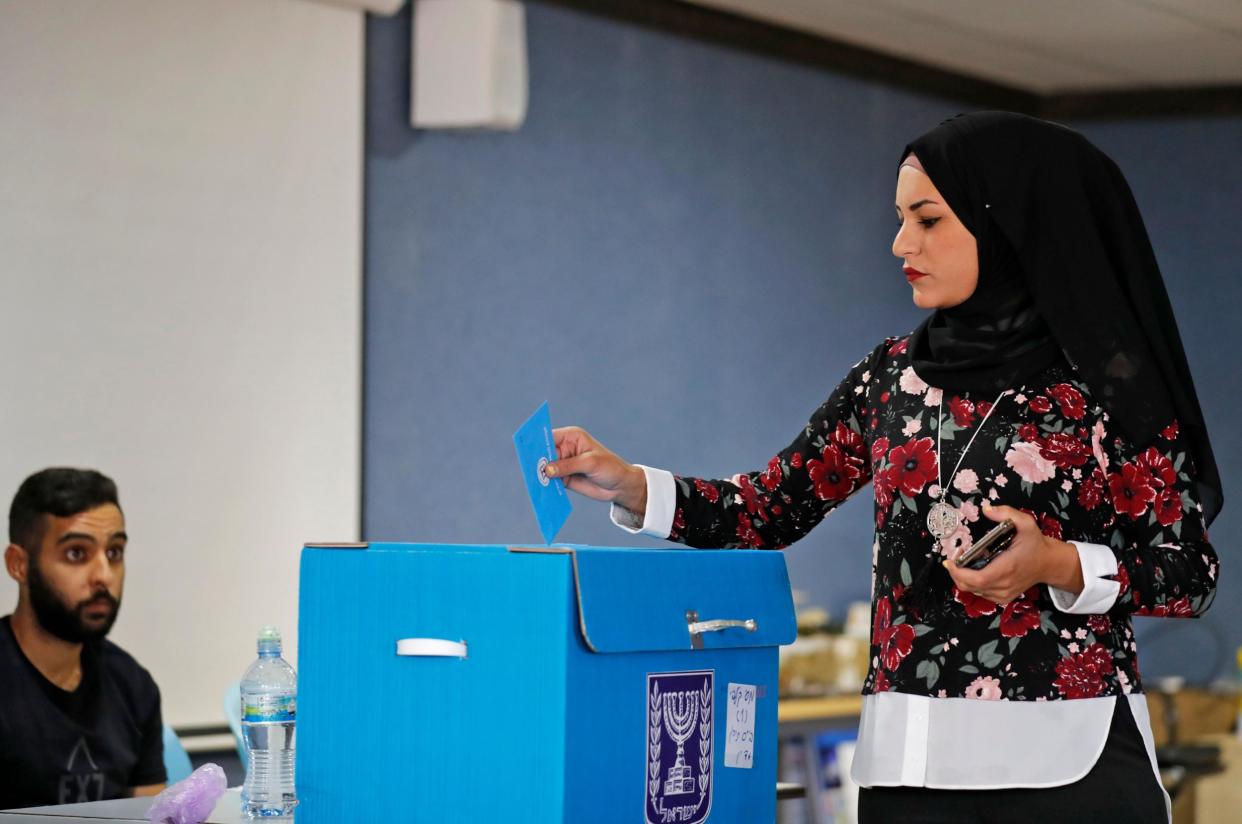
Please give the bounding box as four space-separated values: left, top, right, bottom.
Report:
901 111 1222 528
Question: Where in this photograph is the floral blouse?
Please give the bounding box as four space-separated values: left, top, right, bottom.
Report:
667 335 1219 701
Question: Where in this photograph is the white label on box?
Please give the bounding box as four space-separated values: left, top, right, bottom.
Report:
724 683 756 769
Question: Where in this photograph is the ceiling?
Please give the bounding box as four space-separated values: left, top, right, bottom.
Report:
685 0 1242 94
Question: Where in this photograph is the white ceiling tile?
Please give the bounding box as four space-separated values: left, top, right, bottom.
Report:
1131 0 1242 36
689 0 1134 91
874 0 1242 88
682 0 1242 92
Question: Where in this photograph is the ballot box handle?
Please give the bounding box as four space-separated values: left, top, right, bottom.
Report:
395 638 468 658
685 610 757 650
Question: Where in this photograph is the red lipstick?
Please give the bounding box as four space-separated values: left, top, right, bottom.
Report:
903 266 928 282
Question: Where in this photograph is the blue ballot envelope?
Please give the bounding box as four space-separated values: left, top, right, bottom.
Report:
296 542 797 824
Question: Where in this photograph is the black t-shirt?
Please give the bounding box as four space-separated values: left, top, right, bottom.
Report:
0 615 166 809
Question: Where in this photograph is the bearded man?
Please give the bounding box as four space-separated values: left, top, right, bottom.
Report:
1 468 165 808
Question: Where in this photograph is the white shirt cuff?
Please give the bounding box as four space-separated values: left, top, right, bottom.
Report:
609 465 676 539
1047 541 1121 614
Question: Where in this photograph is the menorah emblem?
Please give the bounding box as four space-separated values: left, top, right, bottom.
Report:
662 691 699 795
646 670 714 824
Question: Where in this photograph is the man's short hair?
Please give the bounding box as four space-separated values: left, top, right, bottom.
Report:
9 468 121 552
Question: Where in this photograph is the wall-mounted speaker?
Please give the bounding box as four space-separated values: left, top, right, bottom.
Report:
411 0 528 130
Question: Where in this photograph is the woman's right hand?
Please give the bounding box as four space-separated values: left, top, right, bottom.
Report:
546 426 648 517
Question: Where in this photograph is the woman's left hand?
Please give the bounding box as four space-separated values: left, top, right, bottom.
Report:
942 501 1080 605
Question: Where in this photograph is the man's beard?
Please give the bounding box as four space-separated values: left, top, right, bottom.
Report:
26 560 121 643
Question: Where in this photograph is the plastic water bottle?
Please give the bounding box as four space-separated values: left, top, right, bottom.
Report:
241 626 298 818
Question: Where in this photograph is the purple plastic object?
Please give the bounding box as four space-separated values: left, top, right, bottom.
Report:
146 763 228 824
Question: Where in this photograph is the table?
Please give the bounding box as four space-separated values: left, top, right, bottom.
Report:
0 790 244 824
778 695 863 736
5 784 809 822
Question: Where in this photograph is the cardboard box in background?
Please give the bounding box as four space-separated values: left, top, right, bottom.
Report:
1145 688 1237 747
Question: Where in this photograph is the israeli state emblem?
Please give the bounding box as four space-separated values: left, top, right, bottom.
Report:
646 670 713 824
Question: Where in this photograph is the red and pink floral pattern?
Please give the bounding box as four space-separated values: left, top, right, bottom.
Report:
666 336 1218 701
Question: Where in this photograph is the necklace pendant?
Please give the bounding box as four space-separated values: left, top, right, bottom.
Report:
927 500 962 540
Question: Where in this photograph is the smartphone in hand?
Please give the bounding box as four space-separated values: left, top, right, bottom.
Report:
954 519 1017 570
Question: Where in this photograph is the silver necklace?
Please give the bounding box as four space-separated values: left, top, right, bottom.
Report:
926 388 1010 541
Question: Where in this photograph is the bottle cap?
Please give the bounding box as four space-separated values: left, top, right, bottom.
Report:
258 625 281 643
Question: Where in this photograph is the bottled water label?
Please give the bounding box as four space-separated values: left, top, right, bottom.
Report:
243 693 296 723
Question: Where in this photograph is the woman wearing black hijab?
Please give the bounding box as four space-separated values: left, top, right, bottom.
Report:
549 111 1220 823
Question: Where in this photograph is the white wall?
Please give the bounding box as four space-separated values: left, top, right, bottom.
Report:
0 0 363 728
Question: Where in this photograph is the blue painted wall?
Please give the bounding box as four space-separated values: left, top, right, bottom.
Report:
364 4 1241 681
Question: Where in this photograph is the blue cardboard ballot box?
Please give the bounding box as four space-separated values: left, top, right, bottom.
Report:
296 543 797 823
